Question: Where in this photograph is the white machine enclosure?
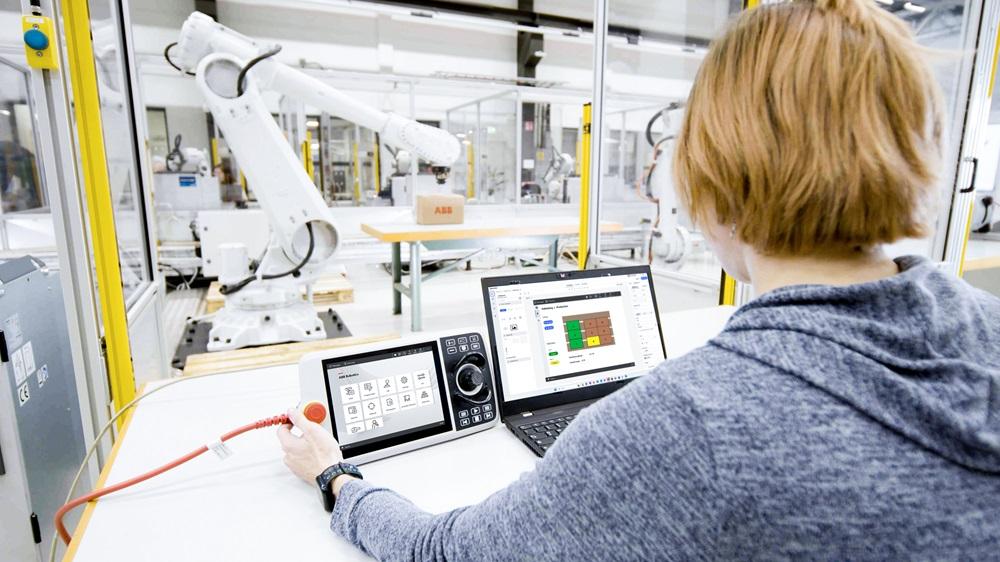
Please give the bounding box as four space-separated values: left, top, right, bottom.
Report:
196 210 270 278
299 329 499 465
153 173 221 212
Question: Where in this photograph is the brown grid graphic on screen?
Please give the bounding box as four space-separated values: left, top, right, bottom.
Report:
563 312 615 350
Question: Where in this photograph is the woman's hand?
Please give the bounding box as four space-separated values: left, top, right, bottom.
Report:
277 407 344 483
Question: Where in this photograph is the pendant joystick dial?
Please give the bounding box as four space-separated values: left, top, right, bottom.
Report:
456 363 485 397
453 351 491 403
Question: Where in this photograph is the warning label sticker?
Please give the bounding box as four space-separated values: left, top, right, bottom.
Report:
21 341 35 376
11 347 25 386
4 314 22 349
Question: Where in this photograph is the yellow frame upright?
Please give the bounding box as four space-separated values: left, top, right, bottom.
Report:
61 0 136 424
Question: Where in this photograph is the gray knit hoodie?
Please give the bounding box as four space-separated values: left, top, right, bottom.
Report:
331 256 1000 560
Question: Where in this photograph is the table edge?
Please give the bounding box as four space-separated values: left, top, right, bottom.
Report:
361 221 624 243
63 384 146 561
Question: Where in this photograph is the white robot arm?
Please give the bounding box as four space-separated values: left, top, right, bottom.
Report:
644 102 693 266
193 51 342 351
195 54 338 279
176 12 459 350
177 12 460 166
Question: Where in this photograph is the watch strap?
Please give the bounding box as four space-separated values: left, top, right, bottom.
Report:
316 462 363 512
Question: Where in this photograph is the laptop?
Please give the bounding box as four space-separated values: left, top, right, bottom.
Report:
481 266 666 456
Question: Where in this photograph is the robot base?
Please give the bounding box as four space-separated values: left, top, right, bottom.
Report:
171 309 351 370
207 300 327 352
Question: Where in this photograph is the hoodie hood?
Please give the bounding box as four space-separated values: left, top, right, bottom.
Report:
712 256 1000 473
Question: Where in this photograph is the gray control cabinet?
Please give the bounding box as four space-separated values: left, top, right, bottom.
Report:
0 257 89 560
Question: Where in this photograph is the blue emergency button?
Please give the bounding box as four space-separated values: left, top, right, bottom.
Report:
24 28 49 51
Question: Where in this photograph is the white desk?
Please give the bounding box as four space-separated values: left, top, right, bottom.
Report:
67 306 735 561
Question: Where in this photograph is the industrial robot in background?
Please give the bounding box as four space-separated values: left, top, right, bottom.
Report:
540 136 575 203
161 134 211 176
173 12 460 351
641 102 693 267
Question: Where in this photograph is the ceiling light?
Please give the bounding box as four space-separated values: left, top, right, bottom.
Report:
455 133 466 139
903 2 926 13
0 109 10 116
306 119 319 128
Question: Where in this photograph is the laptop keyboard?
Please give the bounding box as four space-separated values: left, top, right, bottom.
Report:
518 414 577 453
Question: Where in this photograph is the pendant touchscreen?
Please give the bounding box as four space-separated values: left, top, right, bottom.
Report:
299 330 499 464
327 343 449 453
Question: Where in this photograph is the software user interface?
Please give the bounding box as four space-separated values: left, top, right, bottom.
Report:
325 344 445 449
487 272 664 402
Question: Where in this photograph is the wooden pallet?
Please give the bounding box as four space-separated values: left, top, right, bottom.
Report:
203 273 354 314
182 332 398 377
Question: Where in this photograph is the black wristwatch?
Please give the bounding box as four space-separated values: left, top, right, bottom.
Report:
315 462 363 512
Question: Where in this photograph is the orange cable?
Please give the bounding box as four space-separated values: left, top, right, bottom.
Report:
55 413 292 544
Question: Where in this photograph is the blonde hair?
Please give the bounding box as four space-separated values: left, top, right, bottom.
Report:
673 0 945 255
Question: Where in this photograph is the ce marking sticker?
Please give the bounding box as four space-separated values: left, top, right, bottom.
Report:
17 382 30 406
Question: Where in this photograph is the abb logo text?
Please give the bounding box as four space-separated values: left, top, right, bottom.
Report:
434 206 454 215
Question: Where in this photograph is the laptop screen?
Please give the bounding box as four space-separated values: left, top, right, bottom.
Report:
484 268 665 404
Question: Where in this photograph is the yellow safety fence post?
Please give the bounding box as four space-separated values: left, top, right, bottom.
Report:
62 0 136 425
578 103 593 270
720 272 738 306
575 136 582 177
210 137 220 168
466 141 475 200
352 141 362 202
301 131 315 180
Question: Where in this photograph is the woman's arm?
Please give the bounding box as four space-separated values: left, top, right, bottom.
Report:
282 375 727 561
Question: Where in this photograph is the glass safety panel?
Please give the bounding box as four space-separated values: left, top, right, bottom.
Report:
964 18 1000 296
320 113 378 206
145 107 169 160
595 0 738 312
88 0 153 305
0 59 55 254
448 90 521 205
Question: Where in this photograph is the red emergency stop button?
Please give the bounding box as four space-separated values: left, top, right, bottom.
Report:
303 401 327 424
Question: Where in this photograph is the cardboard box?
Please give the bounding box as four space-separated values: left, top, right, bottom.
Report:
415 194 465 225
